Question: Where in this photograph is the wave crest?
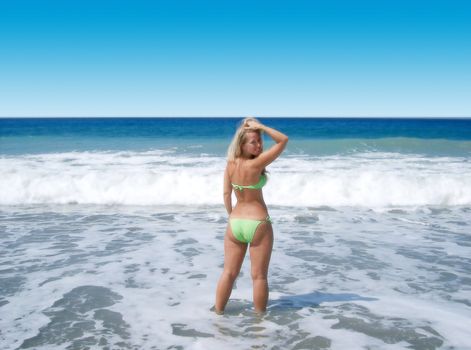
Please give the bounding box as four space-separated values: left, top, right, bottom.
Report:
1 151 470 208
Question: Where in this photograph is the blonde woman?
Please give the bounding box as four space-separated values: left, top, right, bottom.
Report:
215 117 288 314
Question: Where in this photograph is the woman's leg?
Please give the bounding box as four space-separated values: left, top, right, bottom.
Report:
249 222 273 313
215 225 248 313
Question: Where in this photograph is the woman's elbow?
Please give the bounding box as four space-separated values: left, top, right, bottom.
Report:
281 135 288 148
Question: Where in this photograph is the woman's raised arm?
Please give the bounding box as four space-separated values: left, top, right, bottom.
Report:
245 120 288 169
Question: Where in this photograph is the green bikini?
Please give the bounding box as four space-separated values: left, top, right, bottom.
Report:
230 174 272 243
231 173 267 191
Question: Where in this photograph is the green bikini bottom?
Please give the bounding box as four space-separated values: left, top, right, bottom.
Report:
229 216 272 244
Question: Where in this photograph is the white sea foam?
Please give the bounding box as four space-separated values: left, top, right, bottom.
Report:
1 150 470 208
1 204 470 349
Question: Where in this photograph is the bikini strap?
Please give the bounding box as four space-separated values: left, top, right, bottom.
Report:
231 184 244 191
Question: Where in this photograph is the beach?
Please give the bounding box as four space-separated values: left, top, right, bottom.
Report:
1 117 471 349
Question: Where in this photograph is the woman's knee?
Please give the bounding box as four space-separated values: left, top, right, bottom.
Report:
223 269 240 282
251 269 268 281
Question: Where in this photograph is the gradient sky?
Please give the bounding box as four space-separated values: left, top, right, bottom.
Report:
0 0 470 117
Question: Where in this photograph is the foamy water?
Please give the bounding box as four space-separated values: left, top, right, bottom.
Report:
1 150 470 207
1 204 470 349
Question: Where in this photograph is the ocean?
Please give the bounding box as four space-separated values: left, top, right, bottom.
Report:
1 117 470 349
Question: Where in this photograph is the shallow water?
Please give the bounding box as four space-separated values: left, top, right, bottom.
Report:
1 204 470 349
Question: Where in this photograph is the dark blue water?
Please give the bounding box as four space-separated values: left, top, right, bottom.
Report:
1 117 471 139
1 117 471 156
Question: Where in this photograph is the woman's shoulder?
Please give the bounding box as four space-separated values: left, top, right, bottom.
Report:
225 160 237 176
226 160 237 169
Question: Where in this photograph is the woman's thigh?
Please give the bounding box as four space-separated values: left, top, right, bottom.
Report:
223 225 248 274
249 222 273 277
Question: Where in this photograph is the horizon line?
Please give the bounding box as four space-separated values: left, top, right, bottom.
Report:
1 115 471 119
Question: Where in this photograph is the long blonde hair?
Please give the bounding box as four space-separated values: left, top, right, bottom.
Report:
227 117 261 162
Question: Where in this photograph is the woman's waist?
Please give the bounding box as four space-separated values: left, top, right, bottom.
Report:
231 202 268 219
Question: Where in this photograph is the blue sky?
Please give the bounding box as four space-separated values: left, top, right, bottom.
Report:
0 0 470 117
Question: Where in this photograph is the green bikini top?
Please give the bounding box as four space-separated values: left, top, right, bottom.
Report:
231 174 267 191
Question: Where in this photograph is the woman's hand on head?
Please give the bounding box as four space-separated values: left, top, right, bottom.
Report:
244 118 263 130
